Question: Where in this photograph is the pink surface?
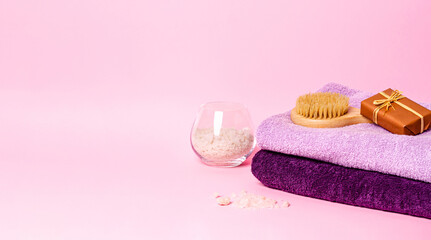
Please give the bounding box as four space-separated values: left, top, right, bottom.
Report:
1 0 431 239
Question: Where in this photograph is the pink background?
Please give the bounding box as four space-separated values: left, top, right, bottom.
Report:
1 0 431 239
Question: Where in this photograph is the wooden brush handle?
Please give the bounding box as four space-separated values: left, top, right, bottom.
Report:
290 107 372 128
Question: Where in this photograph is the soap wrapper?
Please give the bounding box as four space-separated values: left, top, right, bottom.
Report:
360 88 431 135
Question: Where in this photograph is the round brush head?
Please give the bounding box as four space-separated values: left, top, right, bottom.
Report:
295 92 349 119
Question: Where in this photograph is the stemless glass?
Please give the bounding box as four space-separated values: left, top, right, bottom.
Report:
190 102 256 167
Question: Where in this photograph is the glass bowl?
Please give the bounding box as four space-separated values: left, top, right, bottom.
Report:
190 102 256 167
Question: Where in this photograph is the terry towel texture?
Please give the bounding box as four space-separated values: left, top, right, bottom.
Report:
256 83 431 182
252 150 431 219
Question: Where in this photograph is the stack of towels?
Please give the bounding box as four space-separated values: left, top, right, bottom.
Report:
251 83 431 219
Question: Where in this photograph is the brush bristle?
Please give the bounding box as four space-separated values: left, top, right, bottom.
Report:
296 92 349 119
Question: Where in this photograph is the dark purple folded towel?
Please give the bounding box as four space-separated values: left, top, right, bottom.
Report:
251 150 431 219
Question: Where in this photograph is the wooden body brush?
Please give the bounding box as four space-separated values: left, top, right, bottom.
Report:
290 92 372 128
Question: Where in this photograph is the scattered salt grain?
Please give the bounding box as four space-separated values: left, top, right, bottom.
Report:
216 196 231 206
281 201 291 208
214 191 290 209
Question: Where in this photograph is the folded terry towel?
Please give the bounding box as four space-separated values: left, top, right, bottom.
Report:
256 83 431 183
252 150 431 219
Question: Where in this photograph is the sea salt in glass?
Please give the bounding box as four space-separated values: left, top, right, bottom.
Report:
190 102 256 167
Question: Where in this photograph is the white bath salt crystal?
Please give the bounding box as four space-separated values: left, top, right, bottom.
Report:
281 201 291 208
213 192 220 198
237 198 250 208
259 198 276 209
217 196 231 206
216 191 291 210
192 128 254 161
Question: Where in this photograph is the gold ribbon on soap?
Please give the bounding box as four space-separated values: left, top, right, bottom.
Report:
373 90 424 133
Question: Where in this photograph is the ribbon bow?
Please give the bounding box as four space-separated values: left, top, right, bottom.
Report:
373 90 405 112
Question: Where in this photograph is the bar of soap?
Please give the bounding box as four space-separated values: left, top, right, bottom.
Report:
361 88 431 135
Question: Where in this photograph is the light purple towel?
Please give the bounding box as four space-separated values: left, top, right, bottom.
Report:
256 83 431 183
